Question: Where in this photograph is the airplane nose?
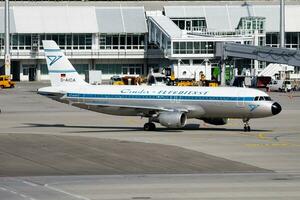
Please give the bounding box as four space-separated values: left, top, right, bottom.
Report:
271 102 282 115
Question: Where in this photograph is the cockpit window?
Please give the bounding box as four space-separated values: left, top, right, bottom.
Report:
259 96 265 101
264 96 272 101
254 96 272 101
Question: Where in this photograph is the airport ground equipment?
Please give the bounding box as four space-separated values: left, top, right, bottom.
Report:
266 79 292 92
85 70 102 85
0 75 15 88
231 76 271 88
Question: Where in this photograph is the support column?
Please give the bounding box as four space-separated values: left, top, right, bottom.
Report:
220 62 226 86
4 0 11 76
253 30 259 76
280 0 285 48
93 33 99 50
36 65 41 81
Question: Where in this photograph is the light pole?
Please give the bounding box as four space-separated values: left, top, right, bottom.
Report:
280 0 285 48
4 0 10 76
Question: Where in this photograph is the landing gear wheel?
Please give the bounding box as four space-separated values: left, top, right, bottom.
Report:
243 118 251 132
144 123 156 131
244 125 251 132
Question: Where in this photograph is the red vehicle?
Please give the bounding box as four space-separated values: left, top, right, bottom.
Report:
256 76 272 88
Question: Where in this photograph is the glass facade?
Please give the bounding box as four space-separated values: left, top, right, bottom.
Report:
173 41 215 54
285 32 299 49
40 64 48 75
11 34 32 50
7 34 93 50
40 34 92 50
172 18 207 31
266 32 300 49
0 34 4 51
99 34 145 50
74 64 89 74
237 17 265 34
95 64 142 75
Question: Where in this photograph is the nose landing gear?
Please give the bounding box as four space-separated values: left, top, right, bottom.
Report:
243 118 251 132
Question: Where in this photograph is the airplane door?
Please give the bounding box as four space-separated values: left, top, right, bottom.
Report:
236 89 245 107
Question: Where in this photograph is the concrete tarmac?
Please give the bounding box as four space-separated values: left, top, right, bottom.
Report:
0 82 300 199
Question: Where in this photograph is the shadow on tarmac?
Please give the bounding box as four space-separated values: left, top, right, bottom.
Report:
21 123 272 133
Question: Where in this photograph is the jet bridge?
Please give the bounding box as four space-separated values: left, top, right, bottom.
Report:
216 42 300 67
215 42 300 85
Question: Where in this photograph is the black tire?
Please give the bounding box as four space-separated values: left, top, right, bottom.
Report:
150 123 156 130
144 123 156 131
244 126 251 132
144 123 151 131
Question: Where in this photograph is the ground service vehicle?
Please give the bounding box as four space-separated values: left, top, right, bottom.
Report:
267 80 292 92
0 75 15 88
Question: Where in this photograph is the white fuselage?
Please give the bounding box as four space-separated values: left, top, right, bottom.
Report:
38 84 278 119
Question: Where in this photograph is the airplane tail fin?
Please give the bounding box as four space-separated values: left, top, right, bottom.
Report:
42 40 88 86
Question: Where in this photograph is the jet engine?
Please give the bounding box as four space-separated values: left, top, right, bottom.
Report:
157 112 187 128
201 118 228 125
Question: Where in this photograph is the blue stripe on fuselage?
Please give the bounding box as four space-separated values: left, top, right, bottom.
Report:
44 49 61 52
66 93 254 101
49 70 77 73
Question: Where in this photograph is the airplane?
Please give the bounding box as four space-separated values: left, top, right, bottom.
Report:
38 40 282 132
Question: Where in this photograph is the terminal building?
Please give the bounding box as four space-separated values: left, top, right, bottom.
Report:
1 3 300 81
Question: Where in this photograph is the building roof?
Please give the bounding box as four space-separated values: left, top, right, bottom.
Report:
164 5 300 32
0 8 16 33
149 15 182 39
96 7 147 33
1 5 300 34
0 6 147 34
12 6 98 33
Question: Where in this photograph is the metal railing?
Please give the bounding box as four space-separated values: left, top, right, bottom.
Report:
189 29 262 38
0 49 146 58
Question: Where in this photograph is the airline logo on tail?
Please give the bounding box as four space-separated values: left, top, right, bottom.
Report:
47 56 62 66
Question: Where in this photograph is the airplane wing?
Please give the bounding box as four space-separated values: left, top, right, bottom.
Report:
80 101 189 113
61 93 190 113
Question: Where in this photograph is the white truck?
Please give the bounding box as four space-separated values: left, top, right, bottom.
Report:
266 79 292 92
85 70 102 85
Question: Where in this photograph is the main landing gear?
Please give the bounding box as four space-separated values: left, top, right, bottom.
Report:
144 117 156 131
243 118 251 132
144 122 156 131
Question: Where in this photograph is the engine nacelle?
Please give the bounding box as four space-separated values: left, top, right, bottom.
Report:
201 118 228 125
157 112 187 128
